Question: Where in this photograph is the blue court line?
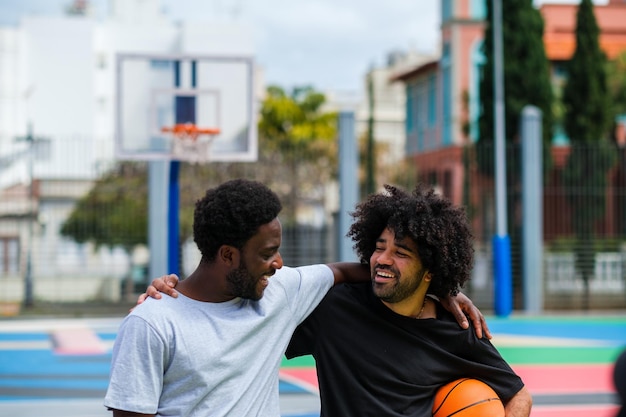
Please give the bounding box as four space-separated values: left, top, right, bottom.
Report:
0 379 108 390
0 333 49 341
0 351 111 375
486 316 626 345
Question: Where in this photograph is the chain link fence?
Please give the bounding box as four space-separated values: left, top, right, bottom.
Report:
2 136 626 314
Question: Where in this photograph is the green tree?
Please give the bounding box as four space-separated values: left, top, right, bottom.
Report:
60 162 148 251
258 85 338 225
561 0 616 309
607 51 626 236
60 162 149 299
477 0 554 305
607 51 626 120
61 85 339 283
478 0 554 176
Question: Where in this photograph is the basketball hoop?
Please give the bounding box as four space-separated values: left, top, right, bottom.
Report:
161 123 220 164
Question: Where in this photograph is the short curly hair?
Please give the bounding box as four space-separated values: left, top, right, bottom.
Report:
193 179 282 263
347 184 474 297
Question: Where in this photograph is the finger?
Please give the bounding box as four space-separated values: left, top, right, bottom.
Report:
146 286 163 299
465 306 492 340
472 317 484 339
453 307 470 331
150 278 178 298
165 274 179 287
481 314 493 339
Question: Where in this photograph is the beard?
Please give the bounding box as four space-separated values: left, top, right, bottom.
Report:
226 260 262 301
372 267 427 304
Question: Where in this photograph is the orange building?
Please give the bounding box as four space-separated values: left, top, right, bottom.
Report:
394 0 626 241
542 0 626 62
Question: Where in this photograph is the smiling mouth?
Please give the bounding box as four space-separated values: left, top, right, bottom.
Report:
374 270 396 284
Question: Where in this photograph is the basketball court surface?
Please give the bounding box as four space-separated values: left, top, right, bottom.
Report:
0 314 624 417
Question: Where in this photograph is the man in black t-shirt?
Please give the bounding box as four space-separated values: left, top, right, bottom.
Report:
286 184 532 417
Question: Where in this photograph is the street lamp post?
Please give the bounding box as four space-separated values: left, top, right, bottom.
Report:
492 0 512 317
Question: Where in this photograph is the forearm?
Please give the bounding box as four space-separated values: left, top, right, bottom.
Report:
111 408 155 417
504 387 532 417
326 262 370 284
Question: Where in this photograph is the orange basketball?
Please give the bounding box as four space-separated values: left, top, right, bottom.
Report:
432 378 505 417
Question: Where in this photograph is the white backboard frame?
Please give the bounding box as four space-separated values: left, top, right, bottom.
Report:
115 53 257 162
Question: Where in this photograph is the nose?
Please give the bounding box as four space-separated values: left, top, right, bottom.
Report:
376 249 393 266
271 252 284 270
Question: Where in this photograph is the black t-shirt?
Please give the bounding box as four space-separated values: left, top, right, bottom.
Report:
286 283 524 417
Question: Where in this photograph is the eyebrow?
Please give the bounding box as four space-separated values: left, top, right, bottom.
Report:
376 237 417 255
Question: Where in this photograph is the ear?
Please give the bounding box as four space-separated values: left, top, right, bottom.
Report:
423 270 432 282
218 245 240 267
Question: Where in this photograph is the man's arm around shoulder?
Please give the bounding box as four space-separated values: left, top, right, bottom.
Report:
326 262 369 285
110 408 155 417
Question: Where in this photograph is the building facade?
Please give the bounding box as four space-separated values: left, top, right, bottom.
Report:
396 0 626 217
0 0 256 305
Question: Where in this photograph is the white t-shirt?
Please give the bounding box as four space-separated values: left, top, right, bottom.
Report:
104 264 334 416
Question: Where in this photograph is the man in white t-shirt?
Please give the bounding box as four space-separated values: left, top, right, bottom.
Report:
105 179 487 417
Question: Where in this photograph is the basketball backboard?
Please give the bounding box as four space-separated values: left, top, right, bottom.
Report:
115 53 257 162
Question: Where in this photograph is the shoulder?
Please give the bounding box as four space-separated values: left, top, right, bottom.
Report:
277 264 333 278
272 264 334 288
320 282 370 308
125 295 182 326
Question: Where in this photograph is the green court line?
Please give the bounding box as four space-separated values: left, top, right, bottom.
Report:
282 355 315 368
486 315 626 324
282 346 625 368
499 346 624 365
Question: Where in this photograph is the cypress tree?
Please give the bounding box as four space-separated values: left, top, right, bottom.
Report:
477 0 553 176
561 0 615 309
476 0 554 306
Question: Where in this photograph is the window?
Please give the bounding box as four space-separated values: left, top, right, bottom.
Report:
470 40 486 142
470 0 486 19
0 237 19 274
442 0 453 23
428 75 437 126
441 43 453 146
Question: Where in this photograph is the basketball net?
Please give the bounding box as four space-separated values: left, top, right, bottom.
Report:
161 123 220 164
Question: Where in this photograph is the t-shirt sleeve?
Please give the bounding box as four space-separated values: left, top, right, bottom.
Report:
467 337 525 402
284 283 337 359
277 264 334 326
104 315 166 414
285 310 319 359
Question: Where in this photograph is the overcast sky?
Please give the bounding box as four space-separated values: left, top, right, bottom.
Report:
0 0 609 93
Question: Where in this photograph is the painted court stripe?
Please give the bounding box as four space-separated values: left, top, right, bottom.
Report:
513 364 615 394
530 404 620 417
50 328 106 355
279 369 319 394
281 365 618 395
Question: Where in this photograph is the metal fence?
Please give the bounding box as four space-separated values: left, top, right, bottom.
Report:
2 136 626 313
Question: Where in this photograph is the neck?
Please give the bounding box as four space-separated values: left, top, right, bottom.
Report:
177 266 235 303
381 289 431 319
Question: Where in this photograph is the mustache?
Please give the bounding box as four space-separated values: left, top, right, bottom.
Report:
373 265 399 275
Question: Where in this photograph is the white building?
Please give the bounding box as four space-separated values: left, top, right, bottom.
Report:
0 0 256 306
324 49 435 191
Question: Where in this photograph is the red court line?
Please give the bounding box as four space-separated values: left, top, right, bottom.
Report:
279 368 319 393
282 365 617 395
530 404 619 417
512 364 616 394
51 327 107 355
280 365 620 417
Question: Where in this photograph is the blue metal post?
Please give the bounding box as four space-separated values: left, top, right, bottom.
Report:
167 59 196 276
338 111 358 262
521 106 543 313
492 0 512 316
168 160 180 275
